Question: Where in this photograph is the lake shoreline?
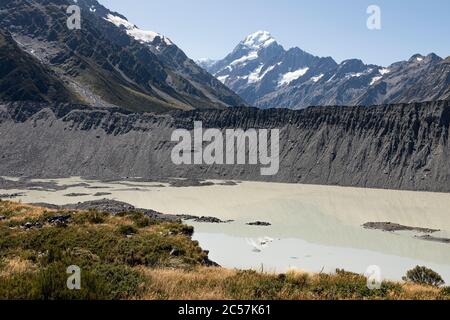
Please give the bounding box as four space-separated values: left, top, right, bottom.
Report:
1 176 450 282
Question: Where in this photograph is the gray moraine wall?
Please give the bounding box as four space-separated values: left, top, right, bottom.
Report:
0 100 449 192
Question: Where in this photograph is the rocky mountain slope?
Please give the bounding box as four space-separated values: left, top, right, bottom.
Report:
0 0 244 112
0 100 448 192
202 31 450 109
0 29 78 103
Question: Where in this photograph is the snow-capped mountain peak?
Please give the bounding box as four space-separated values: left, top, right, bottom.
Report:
242 31 276 50
203 30 337 102
104 14 173 46
202 31 449 109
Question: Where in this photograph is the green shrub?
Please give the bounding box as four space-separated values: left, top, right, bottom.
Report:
166 223 194 236
118 225 138 236
0 203 216 299
440 286 450 297
116 211 159 229
74 210 108 225
0 260 144 300
403 266 445 287
133 216 154 228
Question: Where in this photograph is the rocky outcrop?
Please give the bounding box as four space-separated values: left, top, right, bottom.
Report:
363 222 440 233
0 100 449 192
33 199 179 222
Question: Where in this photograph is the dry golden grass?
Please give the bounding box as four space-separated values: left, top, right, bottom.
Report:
0 257 38 277
397 283 442 300
101 215 134 226
0 200 55 222
136 267 449 300
139 267 235 300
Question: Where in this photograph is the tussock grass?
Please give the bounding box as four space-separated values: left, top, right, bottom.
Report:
137 267 448 300
0 201 49 221
0 256 38 277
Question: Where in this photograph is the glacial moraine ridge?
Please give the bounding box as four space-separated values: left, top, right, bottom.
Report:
0 100 449 192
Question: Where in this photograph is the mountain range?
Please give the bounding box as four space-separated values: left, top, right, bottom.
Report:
199 31 450 109
0 0 449 113
0 0 245 112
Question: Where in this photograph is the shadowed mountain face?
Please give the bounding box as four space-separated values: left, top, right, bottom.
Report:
0 0 245 112
201 31 450 109
0 29 78 103
1 100 449 192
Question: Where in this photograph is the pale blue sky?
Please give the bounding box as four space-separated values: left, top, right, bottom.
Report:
98 0 450 66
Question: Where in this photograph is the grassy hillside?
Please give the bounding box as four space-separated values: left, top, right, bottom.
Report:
0 200 448 300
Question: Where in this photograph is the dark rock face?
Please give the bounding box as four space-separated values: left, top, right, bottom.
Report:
180 215 233 224
64 193 90 197
0 29 78 103
0 192 24 199
93 192 112 197
0 100 449 192
417 235 450 244
47 215 71 227
363 222 439 233
247 221 272 227
203 32 450 110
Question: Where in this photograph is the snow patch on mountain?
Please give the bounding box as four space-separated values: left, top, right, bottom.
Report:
311 74 324 82
247 65 264 84
370 76 383 85
250 64 280 83
326 74 336 83
217 75 229 84
345 68 375 79
347 72 364 78
230 51 259 67
104 14 172 46
262 64 279 78
278 67 309 86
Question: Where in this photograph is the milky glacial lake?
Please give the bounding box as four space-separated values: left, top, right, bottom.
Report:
2 177 450 282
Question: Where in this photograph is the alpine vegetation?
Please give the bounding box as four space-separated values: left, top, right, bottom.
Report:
171 122 280 176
